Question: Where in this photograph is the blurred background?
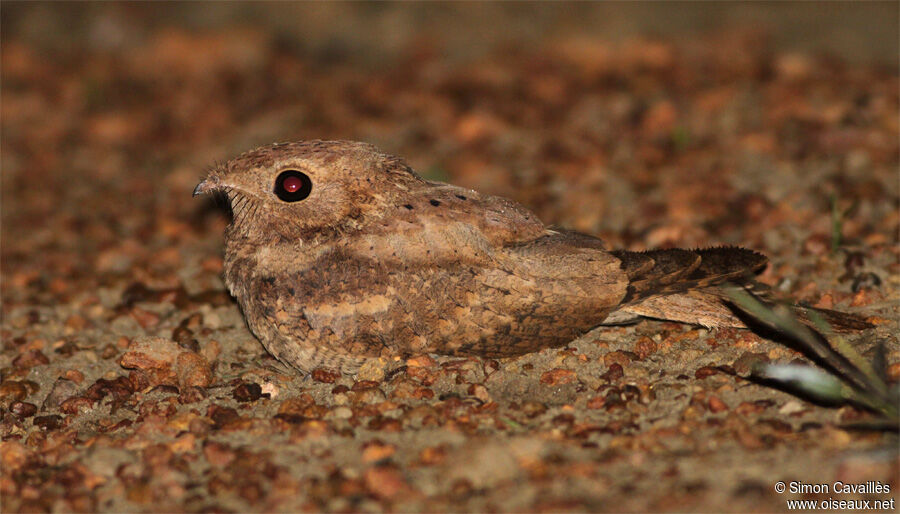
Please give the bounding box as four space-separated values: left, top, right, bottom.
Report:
5 3 898 63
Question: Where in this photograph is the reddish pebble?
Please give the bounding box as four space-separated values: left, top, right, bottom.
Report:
12 349 50 368
412 387 434 400
9 401 37 417
634 337 658 360
586 396 605 409
603 351 632 368
540 368 577 386
0 381 28 402
364 465 407 500
232 382 263 402
695 366 719 379
33 414 63 431
62 370 85 384
312 368 339 383
708 396 729 413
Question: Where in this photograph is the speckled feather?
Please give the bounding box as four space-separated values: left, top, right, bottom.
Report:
195 140 866 375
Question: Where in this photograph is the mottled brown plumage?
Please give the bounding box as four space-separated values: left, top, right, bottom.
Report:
194 140 868 375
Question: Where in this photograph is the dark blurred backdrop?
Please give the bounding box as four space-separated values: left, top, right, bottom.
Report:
3 2 897 65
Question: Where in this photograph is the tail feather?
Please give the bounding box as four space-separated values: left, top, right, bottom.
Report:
609 246 871 332
612 248 702 303
613 246 765 303
611 250 655 279
688 247 768 282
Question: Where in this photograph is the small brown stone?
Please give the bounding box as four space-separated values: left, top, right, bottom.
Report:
540 368 577 386
1 440 30 471
278 395 316 417
172 328 199 353
695 366 720 379
552 413 575 427
411 387 435 400
34 414 63 431
0 381 28 403
351 380 379 392
467 384 490 403
707 395 729 413
64 314 88 332
174 351 212 388
12 349 50 368
886 362 900 382
128 371 150 392
350 388 387 405
59 396 95 414
207 405 240 429
41 378 79 410
364 465 408 500
311 368 339 384
362 441 396 463
200 340 221 365
367 416 402 431
9 401 37 417
603 350 632 368
586 396 606 409
189 417 213 435
633 337 658 360
129 307 161 329
406 366 436 385
119 336 211 389
521 401 547 418
732 352 769 376
203 441 236 468
179 386 208 404
62 370 85 384
100 344 119 359
735 401 766 416
601 363 624 382
232 382 263 402
407 355 437 368
419 445 447 465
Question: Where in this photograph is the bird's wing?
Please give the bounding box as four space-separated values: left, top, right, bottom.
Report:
418 182 550 247
482 229 631 319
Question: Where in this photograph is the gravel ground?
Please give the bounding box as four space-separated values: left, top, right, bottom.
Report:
2 6 898 512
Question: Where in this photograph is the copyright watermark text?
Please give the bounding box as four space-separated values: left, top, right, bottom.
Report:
774 481 894 510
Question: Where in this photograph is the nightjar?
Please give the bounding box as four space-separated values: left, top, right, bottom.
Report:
194 140 870 374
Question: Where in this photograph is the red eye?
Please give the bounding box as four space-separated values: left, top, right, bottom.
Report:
274 170 312 202
282 175 303 193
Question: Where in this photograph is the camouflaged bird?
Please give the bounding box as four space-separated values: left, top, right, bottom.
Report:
195 140 869 375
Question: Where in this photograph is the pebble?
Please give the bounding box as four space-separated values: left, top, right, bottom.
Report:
9 401 38 417
42 378 79 410
328 406 353 419
0 381 28 404
357 358 388 382
118 336 212 388
539 368 577 385
232 382 263 402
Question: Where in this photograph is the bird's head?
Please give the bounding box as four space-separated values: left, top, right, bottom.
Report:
194 140 422 242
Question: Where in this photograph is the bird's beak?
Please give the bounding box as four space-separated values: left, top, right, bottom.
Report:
193 177 218 197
